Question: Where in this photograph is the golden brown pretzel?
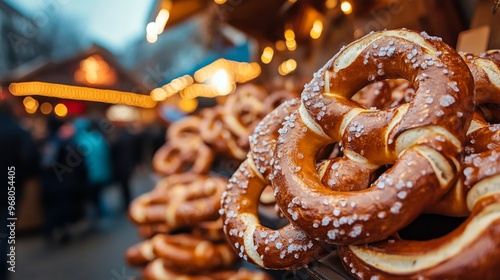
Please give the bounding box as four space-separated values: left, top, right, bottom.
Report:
143 262 272 280
166 115 204 142
129 175 227 230
126 239 156 267
272 29 475 244
337 114 500 280
150 233 237 273
221 99 327 270
262 89 296 114
199 107 247 160
460 50 500 105
460 50 500 123
152 137 214 176
222 83 267 147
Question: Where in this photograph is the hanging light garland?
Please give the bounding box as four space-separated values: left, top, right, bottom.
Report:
9 82 157 108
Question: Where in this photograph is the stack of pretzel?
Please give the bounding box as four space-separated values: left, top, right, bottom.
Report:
221 29 500 279
126 84 296 279
152 84 297 171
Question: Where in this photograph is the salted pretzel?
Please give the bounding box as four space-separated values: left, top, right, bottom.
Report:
152 137 214 175
426 52 500 216
272 29 475 245
460 50 500 122
222 83 268 147
221 99 327 270
337 112 500 280
129 175 227 231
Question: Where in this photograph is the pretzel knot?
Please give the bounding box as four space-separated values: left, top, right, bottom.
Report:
199 108 247 160
222 83 267 147
152 138 214 176
221 99 327 270
338 111 500 280
460 50 500 123
129 174 227 232
272 29 475 244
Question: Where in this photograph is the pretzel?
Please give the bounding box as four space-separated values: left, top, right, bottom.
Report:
272 29 475 244
460 50 500 122
262 89 296 114
137 223 171 239
129 175 227 231
199 108 247 160
337 114 500 280
152 138 214 175
143 262 272 280
150 233 237 273
129 233 238 277
222 83 267 148
221 99 327 270
166 115 204 142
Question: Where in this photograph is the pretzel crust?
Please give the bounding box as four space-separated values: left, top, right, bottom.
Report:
337 61 500 278
221 99 326 270
272 29 474 245
152 138 214 176
129 175 227 231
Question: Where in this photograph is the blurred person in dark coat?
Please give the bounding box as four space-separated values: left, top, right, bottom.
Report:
0 100 39 279
39 119 87 244
111 123 143 209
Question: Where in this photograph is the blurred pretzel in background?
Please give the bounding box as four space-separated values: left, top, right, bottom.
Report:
129 174 227 236
493 0 500 14
127 82 292 279
153 116 214 175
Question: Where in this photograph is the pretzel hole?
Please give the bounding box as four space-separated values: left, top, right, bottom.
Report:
398 213 465 241
351 79 415 110
258 186 289 230
316 143 341 162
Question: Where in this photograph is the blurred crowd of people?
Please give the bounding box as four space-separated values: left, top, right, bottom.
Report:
0 99 166 249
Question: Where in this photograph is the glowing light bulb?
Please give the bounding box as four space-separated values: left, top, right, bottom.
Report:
54 103 68 117
211 69 233 95
150 88 167 101
310 19 323 39
261 47 274 64
284 29 295 40
40 102 53 114
341 1 353 15
155 9 170 34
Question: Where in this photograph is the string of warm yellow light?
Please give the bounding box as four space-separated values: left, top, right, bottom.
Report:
179 84 220 99
9 82 157 108
193 59 260 83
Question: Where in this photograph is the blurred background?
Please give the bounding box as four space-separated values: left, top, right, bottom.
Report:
0 0 499 279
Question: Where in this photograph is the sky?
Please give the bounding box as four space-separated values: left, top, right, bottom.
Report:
5 0 155 54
